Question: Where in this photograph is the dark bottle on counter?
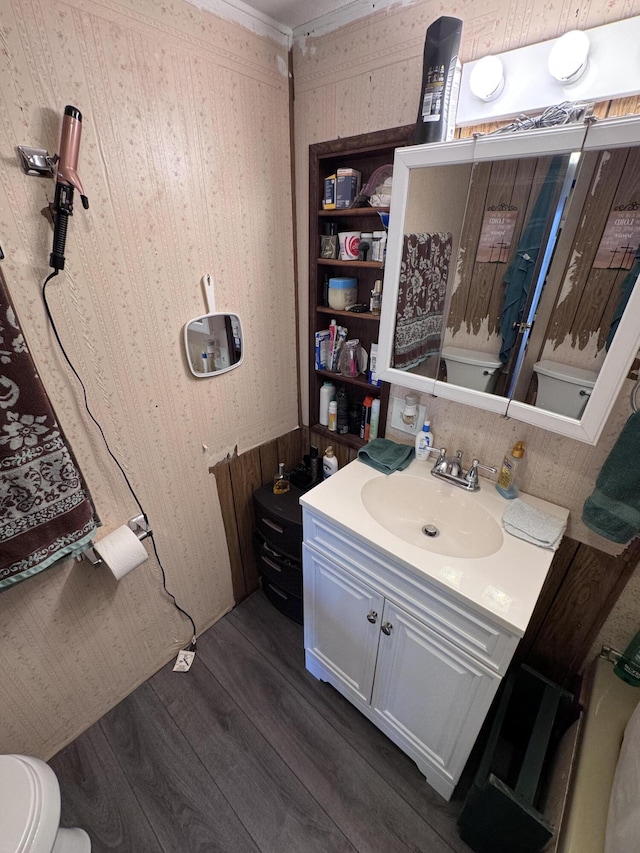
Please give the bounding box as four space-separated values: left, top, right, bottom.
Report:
309 445 320 484
414 16 463 145
336 384 350 435
614 630 640 686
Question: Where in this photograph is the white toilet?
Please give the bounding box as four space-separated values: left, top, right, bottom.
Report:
0 754 91 853
441 346 502 393
532 360 598 418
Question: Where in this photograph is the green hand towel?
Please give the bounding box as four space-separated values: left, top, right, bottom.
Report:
358 438 414 474
582 410 640 543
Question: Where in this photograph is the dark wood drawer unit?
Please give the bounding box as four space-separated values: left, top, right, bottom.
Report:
252 483 304 623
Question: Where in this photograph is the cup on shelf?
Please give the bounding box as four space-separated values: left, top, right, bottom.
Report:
338 231 361 261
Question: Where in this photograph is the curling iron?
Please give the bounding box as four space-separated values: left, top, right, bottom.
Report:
49 105 89 271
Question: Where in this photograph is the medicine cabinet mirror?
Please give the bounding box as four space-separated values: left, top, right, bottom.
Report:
184 312 243 377
377 116 640 444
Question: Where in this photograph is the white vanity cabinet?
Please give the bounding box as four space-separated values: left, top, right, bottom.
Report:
302 511 514 801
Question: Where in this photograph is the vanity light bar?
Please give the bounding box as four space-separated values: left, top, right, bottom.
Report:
457 16 640 126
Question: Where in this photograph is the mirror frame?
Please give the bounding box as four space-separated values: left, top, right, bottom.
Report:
184 312 244 378
378 119 640 444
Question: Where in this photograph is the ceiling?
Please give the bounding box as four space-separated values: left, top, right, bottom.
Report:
240 0 357 30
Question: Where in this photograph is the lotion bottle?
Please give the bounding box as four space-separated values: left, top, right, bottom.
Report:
323 446 339 479
319 381 336 426
495 440 525 499
415 418 434 461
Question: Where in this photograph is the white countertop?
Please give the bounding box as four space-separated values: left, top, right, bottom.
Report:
300 458 570 636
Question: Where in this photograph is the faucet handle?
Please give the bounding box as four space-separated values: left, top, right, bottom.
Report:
464 458 497 487
428 445 447 473
421 444 444 458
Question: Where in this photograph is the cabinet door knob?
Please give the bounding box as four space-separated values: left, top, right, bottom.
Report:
381 622 393 635
367 610 378 624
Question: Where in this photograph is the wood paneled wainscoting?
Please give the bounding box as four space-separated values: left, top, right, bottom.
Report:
213 428 640 683
211 429 306 602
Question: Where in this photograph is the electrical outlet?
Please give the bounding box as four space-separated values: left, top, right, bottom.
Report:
389 397 427 436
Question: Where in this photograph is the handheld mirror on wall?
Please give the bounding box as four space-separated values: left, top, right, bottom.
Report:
184 274 244 378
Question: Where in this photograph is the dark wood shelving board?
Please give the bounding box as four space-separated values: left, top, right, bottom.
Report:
316 306 381 321
318 207 389 217
310 423 366 450
317 259 384 269
315 368 382 391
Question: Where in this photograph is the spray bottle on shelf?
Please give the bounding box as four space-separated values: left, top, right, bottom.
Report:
415 417 434 461
496 441 525 499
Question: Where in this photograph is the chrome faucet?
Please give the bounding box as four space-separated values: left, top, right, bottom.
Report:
421 446 497 491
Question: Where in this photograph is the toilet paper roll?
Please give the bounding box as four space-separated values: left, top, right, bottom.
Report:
94 525 149 580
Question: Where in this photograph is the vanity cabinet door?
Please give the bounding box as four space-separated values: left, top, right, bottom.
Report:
303 546 384 706
371 600 500 786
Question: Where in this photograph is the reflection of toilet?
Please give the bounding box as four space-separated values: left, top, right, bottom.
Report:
0 754 91 852
441 346 502 393
533 360 598 418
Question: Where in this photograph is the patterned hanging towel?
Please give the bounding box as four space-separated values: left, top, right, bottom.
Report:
393 232 452 370
0 270 98 590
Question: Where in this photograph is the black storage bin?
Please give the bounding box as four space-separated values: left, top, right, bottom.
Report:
253 483 303 562
253 531 302 597
260 573 303 624
458 665 576 853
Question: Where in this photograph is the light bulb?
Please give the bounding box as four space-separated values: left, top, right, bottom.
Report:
548 30 590 84
469 55 505 102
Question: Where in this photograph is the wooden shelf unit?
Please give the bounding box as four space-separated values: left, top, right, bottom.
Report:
308 126 413 449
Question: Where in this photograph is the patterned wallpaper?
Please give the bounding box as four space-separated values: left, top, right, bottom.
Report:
0 0 297 757
2 0 639 759
292 0 640 660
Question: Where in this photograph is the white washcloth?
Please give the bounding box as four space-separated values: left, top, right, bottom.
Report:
502 498 567 550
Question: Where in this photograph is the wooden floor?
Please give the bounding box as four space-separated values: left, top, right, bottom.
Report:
50 591 473 853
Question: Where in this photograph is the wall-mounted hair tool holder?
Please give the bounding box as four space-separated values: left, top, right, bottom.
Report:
16 146 57 178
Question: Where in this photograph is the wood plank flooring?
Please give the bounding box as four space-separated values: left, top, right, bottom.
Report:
50 591 473 853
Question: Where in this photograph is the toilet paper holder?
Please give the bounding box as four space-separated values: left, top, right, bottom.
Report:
79 514 152 567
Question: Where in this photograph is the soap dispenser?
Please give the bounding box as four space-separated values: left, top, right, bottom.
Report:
496 441 525 499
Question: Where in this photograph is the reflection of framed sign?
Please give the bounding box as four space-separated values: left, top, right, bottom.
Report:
594 204 640 269
476 205 518 263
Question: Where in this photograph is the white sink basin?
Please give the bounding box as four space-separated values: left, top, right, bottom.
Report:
361 474 504 558
300 458 570 633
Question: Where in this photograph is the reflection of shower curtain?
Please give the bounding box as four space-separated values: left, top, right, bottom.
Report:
393 232 452 370
606 248 640 350
499 156 564 363
0 271 98 590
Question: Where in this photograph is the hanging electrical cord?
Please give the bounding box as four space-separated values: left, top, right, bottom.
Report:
42 270 197 650
488 101 593 135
